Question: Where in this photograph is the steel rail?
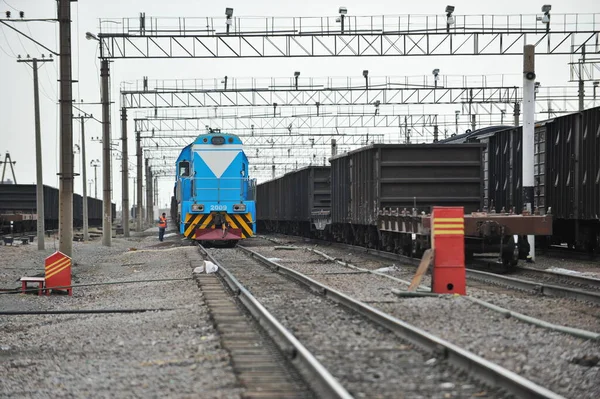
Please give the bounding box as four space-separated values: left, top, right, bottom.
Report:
514 266 600 290
298 246 600 341
198 245 353 399
466 269 600 305
259 236 600 341
237 244 564 399
265 235 600 304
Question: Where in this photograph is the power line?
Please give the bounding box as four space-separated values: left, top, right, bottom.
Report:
0 22 17 56
2 0 18 11
24 20 57 98
0 41 12 57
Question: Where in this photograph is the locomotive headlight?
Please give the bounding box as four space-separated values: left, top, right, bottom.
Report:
233 204 246 212
191 204 204 212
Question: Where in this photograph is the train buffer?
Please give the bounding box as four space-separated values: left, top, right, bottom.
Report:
20 277 46 296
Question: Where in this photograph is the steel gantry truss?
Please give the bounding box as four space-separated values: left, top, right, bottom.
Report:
96 11 600 223
139 132 385 150
147 155 334 177
97 13 600 58
133 112 438 133
122 76 599 118
121 78 522 109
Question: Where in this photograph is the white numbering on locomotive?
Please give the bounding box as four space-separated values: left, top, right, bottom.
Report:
210 205 227 211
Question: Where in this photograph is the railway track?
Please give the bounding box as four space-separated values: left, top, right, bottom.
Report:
192 262 323 398
512 266 600 291
265 234 600 305
202 242 570 399
539 246 598 262
256 237 600 336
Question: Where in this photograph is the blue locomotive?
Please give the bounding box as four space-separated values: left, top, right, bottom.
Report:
172 131 256 246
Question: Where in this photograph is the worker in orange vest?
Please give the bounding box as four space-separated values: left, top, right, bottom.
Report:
158 213 167 242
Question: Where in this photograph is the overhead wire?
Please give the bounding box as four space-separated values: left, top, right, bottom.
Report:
24 20 57 99
0 22 17 56
2 0 17 11
5 13 56 103
0 41 13 57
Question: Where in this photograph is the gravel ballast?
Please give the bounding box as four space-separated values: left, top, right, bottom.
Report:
208 246 510 399
248 237 600 399
260 237 600 332
0 233 242 398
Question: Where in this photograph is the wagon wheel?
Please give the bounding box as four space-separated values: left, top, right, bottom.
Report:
501 235 519 271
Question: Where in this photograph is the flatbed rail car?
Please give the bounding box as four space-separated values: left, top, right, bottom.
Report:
0 184 113 235
256 166 331 237
377 208 552 266
441 106 600 254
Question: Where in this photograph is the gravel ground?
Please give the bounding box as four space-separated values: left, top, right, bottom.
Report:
209 246 509 399
257 236 600 333
247 238 600 399
0 231 242 398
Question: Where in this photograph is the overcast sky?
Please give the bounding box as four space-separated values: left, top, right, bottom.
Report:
1 0 598 210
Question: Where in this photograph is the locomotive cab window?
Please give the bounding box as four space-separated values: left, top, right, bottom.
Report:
179 161 190 177
211 136 225 145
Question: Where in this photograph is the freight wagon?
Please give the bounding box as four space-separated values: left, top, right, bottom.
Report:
256 166 331 237
0 184 115 235
442 106 600 253
257 144 552 269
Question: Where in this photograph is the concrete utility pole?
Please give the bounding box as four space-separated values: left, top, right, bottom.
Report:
136 131 143 231
578 50 586 111
468 89 473 130
17 57 53 250
145 158 151 224
454 111 459 135
78 115 91 242
148 169 154 222
471 115 476 132
153 175 158 212
58 0 74 257
132 177 136 211
523 45 536 261
121 108 130 237
91 160 99 198
101 59 112 246
578 78 585 111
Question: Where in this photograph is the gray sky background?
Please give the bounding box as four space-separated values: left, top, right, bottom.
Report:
0 0 598 210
